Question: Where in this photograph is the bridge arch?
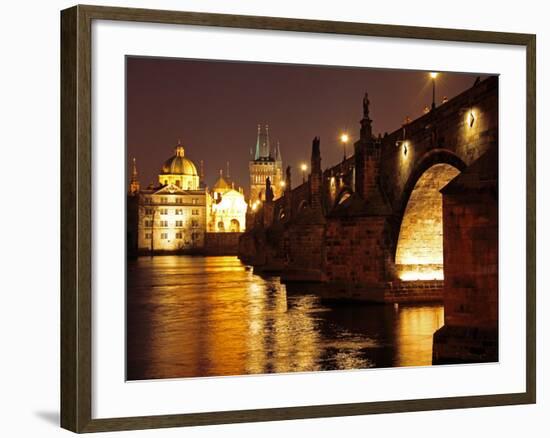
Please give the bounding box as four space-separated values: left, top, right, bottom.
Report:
393 149 467 281
297 200 309 212
276 206 287 221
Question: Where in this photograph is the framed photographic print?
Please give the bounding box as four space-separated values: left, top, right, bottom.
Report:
60 4 536 433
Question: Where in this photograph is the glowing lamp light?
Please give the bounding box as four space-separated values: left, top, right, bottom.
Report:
280 180 286 188
301 163 308 172
430 72 439 79
340 133 349 143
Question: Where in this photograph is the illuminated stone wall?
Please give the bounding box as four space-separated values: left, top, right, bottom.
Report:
137 189 207 253
204 232 242 255
207 189 248 233
324 216 390 286
395 163 460 280
433 148 498 363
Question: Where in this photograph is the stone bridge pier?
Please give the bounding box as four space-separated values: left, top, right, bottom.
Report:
239 76 499 363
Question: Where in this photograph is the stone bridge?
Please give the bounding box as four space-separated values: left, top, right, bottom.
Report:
239 75 498 363
239 75 498 304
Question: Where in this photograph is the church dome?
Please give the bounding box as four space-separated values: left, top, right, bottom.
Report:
213 175 231 192
160 144 198 176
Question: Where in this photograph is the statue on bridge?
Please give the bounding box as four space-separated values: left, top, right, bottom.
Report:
285 165 291 191
265 176 274 202
363 92 370 119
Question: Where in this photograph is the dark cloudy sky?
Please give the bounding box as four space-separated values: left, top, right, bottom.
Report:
127 57 483 195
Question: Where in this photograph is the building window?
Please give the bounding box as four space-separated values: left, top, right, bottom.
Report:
176 220 183 227
161 233 168 239
217 221 225 232
144 220 153 227
160 208 168 215
145 233 152 239
192 198 198 205
144 208 153 215
192 209 199 215
175 208 183 215
230 219 240 232
160 220 168 227
160 197 168 204
176 198 183 204
176 232 183 239
192 219 198 227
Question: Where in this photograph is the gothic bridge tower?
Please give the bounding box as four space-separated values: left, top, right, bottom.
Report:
249 124 283 203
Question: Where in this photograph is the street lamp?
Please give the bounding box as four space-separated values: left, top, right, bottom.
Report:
430 72 439 110
340 133 349 160
301 163 308 183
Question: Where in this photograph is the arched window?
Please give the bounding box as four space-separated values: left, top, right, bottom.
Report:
217 221 225 232
230 219 240 232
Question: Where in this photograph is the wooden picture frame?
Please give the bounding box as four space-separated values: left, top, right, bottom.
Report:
61 4 536 433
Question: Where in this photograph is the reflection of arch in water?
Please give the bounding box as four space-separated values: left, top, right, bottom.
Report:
230 219 240 232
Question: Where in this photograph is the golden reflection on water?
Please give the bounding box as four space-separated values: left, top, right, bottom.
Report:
126 256 444 380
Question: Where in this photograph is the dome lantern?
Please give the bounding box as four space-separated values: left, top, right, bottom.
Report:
158 142 200 190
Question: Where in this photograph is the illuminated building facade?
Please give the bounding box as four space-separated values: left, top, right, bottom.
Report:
249 124 284 203
208 173 248 233
129 142 248 254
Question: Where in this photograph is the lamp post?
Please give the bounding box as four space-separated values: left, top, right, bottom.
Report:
301 163 308 183
340 133 349 161
430 72 438 110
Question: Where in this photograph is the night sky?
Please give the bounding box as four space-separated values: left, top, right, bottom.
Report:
127 57 483 196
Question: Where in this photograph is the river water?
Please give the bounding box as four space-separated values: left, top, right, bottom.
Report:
127 256 443 380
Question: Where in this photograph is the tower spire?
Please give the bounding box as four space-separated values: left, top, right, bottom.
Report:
275 140 282 163
226 161 230 179
254 124 261 160
265 124 271 158
129 157 140 194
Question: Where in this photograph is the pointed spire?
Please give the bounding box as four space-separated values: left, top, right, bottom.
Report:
226 161 230 179
200 160 204 180
275 140 282 163
131 157 138 178
265 124 271 158
254 124 261 160
129 157 140 194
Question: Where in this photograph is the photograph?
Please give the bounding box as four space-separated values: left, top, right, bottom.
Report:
125 57 499 381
